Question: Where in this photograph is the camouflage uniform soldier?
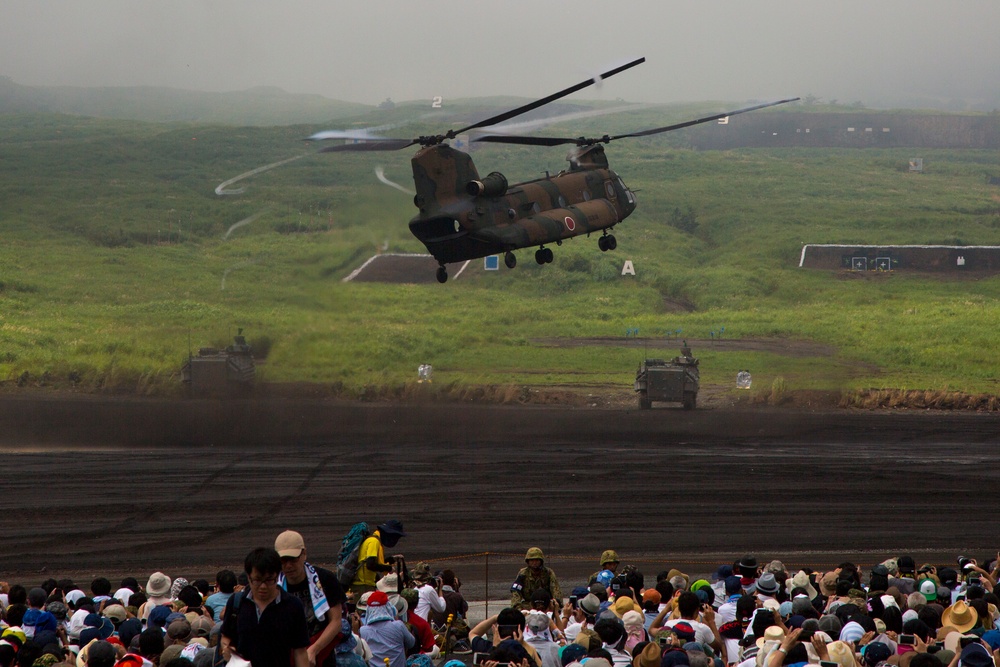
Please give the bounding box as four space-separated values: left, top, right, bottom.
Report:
588 550 621 586
510 547 562 611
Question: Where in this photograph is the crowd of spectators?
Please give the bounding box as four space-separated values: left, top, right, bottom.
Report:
3 538 1000 667
484 551 1000 667
0 521 470 667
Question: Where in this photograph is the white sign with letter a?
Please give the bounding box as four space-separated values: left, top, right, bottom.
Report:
621 260 635 276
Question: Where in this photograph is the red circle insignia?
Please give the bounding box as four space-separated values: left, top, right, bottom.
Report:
564 216 576 231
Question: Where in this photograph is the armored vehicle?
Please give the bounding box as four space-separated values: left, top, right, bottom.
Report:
182 329 256 397
635 344 699 410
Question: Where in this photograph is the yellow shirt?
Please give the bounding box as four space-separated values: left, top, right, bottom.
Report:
353 531 385 587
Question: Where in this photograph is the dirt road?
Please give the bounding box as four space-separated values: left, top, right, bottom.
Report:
2 394 998 599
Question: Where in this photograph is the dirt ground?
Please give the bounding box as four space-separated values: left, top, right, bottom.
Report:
3 392 1000 600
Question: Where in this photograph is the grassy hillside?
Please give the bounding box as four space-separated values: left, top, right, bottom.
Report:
1 105 999 401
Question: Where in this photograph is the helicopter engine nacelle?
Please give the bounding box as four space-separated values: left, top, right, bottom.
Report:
465 171 508 198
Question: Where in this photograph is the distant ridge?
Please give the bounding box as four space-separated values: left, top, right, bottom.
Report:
0 76 370 126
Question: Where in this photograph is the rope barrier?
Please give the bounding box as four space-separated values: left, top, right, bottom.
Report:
417 551 883 570
422 552 493 562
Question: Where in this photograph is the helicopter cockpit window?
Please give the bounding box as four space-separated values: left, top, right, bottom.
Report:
618 178 635 204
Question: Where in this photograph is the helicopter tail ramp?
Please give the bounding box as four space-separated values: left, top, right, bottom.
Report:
343 253 471 283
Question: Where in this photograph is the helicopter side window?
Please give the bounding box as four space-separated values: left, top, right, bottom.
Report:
604 181 616 199
532 202 541 214
583 191 592 201
618 178 635 204
557 195 567 208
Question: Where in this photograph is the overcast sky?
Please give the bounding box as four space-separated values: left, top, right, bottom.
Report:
3 0 998 110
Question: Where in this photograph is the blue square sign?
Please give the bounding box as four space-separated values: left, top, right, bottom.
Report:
484 255 500 271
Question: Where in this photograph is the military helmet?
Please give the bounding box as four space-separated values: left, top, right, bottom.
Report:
525 547 545 562
600 550 621 567
400 587 419 608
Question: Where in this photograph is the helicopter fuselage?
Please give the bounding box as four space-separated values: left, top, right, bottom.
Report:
408 143 636 265
306 56 795 283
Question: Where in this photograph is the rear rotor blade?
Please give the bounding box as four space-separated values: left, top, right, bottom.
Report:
451 57 645 137
473 98 798 148
609 97 799 141
307 130 391 141
473 135 582 147
319 139 418 152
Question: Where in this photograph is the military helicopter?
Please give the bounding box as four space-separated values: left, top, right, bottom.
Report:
312 58 797 283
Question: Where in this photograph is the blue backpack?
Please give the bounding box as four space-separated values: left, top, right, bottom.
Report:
336 522 371 587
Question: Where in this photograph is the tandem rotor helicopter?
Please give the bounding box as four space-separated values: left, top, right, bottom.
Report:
311 57 797 283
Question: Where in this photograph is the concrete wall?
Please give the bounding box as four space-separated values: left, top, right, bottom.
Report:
800 244 1000 272
682 113 1000 149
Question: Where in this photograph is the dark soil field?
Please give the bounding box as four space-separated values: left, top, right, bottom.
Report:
2 393 999 600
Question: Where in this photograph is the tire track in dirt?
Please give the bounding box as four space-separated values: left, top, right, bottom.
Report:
6 451 249 554
2 404 1000 587
100 452 347 564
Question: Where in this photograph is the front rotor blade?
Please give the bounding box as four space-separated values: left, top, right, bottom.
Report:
307 130 391 141
609 97 799 141
473 135 581 147
452 57 645 136
319 139 418 152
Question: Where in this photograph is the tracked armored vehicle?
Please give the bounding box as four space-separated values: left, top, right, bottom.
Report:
182 329 256 397
635 344 699 410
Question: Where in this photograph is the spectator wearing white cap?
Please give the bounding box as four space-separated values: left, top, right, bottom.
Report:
138 572 172 622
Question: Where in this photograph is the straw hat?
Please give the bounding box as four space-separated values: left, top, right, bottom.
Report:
756 626 785 650
942 600 978 633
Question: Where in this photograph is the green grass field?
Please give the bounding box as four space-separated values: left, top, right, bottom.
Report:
2 106 1000 402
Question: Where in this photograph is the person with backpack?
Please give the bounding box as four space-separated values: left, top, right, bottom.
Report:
351 520 407 595
220 547 310 667
275 530 348 667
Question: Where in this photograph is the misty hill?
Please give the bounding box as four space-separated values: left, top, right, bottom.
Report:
0 76 370 126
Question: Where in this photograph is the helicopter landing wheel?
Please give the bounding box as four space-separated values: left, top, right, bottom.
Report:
606 234 617 250
536 247 553 264
598 236 608 252
436 266 448 283
504 251 516 269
